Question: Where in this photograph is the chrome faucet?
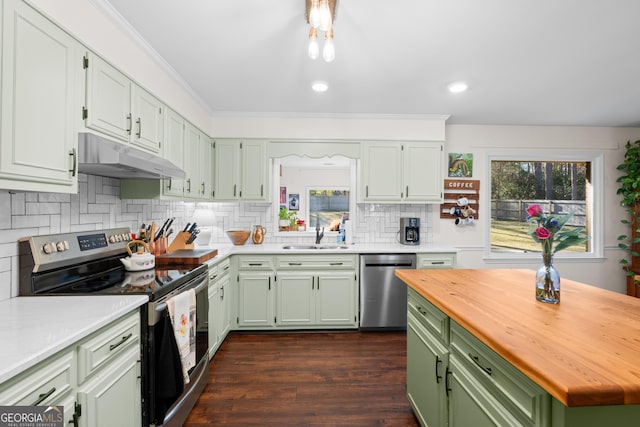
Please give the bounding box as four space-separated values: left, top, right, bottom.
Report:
315 220 324 244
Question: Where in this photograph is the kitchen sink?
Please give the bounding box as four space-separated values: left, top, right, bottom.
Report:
282 245 350 250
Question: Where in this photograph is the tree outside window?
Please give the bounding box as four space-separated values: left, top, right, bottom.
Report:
491 160 590 254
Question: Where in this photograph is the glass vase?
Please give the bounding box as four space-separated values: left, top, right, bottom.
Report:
535 254 560 304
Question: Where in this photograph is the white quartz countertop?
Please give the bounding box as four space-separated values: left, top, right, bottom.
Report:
0 295 148 384
203 242 456 265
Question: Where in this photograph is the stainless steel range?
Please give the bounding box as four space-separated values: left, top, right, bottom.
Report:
18 228 209 427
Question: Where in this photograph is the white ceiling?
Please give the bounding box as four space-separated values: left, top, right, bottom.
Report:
99 0 640 127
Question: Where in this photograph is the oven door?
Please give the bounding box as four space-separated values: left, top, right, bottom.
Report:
146 271 209 427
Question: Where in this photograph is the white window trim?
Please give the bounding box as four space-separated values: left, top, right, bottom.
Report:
485 150 604 262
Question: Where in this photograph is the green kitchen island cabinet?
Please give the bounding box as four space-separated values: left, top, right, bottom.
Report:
397 268 640 427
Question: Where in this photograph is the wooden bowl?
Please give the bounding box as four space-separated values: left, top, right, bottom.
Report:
226 229 251 245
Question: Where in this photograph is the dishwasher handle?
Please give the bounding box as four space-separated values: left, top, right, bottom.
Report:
364 262 414 267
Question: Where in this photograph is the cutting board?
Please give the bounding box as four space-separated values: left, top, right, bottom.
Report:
155 248 218 265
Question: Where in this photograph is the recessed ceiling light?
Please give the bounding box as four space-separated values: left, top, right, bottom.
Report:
312 81 329 92
448 81 468 93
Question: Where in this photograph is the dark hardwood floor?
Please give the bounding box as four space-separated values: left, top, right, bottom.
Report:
184 331 420 426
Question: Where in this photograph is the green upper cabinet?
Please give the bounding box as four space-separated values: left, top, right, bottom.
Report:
161 107 186 197
183 124 211 200
84 51 163 154
0 0 82 193
213 139 269 202
360 141 443 203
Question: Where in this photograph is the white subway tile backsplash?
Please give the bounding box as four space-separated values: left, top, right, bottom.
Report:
0 271 11 301
26 202 61 215
8 192 23 217
38 193 71 203
0 173 433 301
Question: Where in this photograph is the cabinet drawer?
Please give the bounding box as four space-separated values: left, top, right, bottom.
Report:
416 253 456 269
237 255 274 270
208 257 231 280
407 288 449 345
450 322 549 426
208 263 219 280
77 311 140 384
0 349 74 406
277 255 357 270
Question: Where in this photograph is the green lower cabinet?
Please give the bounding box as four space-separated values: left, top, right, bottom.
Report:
237 271 276 328
76 345 141 427
448 353 528 427
407 314 448 427
276 272 315 326
276 271 357 328
551 399 640 427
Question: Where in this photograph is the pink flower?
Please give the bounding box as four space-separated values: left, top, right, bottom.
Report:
535 226 551 240
527 204 543 217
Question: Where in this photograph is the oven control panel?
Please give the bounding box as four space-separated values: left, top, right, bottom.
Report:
20 227 133 271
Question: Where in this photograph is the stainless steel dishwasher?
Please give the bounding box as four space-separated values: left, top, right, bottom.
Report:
359 253 416 329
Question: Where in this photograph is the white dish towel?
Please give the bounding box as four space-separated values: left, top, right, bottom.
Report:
166 288 196 384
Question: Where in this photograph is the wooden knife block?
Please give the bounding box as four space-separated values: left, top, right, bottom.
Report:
166 231 195 252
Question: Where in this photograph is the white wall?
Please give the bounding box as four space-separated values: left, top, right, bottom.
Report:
439 125 640 293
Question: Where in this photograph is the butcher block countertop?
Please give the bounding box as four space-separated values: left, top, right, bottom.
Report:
395 268 640 408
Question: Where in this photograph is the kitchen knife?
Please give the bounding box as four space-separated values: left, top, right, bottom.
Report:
154 217 171 240
166 228 174 238
183 223 191 232
186 228 200 244
164 217 175 236
188 222 198 233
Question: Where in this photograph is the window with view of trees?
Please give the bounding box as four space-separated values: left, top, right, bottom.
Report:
490 160 591 254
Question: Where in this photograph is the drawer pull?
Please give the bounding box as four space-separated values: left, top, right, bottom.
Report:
329 262 344 266
435 355 443 383
32 387 55 406
222 265 230 271
289 262 303 266
445 367 452 397
469 352 492 376
416 306 427 316
431 261 445 265
110 333 133 351
248 263 263 266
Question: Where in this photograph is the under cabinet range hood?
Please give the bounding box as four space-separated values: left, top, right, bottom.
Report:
77 133 186 179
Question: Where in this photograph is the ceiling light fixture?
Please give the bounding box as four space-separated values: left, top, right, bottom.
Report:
312 81 329 92
306 0 337 62
308 27 319 60
448 81 469 93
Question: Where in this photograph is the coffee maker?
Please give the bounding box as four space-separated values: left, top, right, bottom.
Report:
400 217 420 245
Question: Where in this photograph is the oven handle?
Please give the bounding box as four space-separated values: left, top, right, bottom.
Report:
154 274 208 313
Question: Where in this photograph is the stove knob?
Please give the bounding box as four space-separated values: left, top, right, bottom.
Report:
56 241 66 252
116 234 123 242
109 235 117 243
42 242 56 254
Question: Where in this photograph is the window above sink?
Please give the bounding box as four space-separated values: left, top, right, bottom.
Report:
273 155 357 237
